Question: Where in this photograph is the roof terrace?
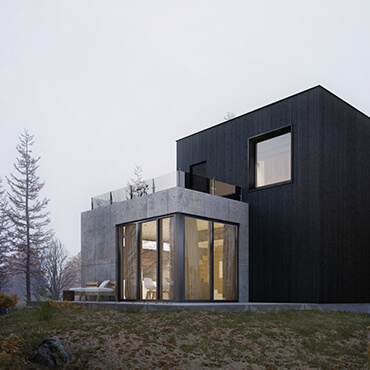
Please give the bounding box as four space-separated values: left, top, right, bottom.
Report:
91 171 242 209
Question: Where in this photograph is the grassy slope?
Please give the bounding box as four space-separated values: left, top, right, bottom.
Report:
0 303 369 369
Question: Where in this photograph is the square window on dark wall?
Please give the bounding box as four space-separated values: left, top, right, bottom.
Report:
249 126 292 189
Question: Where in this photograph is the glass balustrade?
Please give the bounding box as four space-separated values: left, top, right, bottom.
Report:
91 171 241 209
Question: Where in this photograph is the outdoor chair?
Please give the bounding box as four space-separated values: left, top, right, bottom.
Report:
70 280 117 302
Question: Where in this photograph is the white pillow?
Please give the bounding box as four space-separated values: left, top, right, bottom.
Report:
99 280 110 288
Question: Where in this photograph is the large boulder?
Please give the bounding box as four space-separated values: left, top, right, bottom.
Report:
30 337 70 367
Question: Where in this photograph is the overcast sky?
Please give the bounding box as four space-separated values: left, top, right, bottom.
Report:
1 1 369 256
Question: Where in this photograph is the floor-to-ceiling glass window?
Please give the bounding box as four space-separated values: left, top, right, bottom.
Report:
160 217 174 300
185 217 211 300
140 220 157 300
120 216 237 302
185 217 237 301
213 223 237 300
120 224 137 300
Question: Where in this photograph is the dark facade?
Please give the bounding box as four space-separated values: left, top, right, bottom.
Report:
177 86 370 303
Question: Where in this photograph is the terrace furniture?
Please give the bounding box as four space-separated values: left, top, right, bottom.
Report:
62 290 75 301
144 278 156 299
162 278 170 299
70 281 117 302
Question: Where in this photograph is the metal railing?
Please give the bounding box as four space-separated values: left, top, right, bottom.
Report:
91 171 241 209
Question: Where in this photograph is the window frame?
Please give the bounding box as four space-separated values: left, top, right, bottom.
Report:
118 215 175 301
248 126 292 190
183 215 238 302
118 214 239 302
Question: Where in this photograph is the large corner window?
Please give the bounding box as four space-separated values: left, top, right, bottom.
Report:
120 215 237 302
120 217 174 301
249 126 291 189
185 217 237 301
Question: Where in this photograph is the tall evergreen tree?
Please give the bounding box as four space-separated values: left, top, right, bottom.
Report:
0 177 9 291
6 130 51 303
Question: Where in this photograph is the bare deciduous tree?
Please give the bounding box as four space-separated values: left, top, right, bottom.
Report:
6 130 52 303
65 251 81 288
41 239 76 300
0 177 9 291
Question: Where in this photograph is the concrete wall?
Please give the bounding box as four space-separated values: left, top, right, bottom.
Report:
81 186 249 302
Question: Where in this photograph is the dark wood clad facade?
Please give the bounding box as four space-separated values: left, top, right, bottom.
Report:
176 86 370 303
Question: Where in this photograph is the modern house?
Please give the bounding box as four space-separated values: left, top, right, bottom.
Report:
81 86 370 304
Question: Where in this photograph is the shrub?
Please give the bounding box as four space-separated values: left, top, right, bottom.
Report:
49 299 87 310
0 333 25 369
37 300 54 321
0 292 19 308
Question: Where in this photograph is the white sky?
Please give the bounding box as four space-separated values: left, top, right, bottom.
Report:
1 1 369 256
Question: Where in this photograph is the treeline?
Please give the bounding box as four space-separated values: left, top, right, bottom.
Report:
0 130 80 303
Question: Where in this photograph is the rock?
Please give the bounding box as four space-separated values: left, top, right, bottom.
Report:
0 306 9 315
30 337 71 367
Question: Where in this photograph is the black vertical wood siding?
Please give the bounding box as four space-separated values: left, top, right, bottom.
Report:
176 86 370 303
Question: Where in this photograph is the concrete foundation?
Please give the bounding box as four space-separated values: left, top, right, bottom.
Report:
45 301 370 314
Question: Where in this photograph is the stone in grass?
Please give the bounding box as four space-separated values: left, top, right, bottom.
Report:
0 306 14 314
30 337 71 367
0 305 9 315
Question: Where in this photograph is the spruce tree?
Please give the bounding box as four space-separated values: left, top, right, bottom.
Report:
126 165 149 199
0 177 9 291
6 130 51 303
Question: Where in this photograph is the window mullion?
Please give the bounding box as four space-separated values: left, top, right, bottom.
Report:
136 222 140 300
210 222 214 301
157 219 160 300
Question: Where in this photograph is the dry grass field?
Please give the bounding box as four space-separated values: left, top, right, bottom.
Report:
0 302 369 369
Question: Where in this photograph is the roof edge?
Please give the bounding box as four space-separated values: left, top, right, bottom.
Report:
176 85 369 142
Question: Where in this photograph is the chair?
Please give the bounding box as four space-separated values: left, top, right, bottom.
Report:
143 278 156 299
162 278 170 299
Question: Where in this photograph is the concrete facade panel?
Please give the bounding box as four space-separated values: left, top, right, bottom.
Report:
239 224 249 264
95 207 111 263
175 187 205 216
147 190 169 218
110 225 118 264
127 196 148 221
204 193 229 221
239 261 249 302
81 211 95 266
111 201 131 225
82 264 96 286
95 263 111 281
229 202 249 224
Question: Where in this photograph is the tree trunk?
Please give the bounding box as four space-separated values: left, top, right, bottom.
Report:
26 168 30 305
26 248 31 304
